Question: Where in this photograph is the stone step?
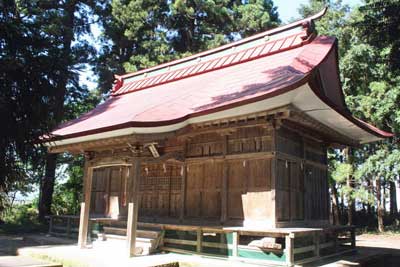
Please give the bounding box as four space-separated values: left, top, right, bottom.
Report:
103 226 161 239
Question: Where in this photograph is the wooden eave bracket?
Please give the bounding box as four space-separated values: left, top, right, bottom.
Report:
177 106 291 139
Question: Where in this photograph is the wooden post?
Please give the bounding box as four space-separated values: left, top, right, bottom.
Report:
196 228 202 253
221 135 228 224
285 234 294 267
180 162 187 221
180 140 188 221
313 232 320 257
232 232 239 257
78 161 93 249
126 158 141 257
271 129 277 227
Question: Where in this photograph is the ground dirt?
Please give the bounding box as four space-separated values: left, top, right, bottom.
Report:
0 233 399 266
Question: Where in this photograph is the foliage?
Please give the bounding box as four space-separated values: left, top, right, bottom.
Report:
52 155 84 215
94 0 281 93
2 201 39 226
299 0 400 230
0 0 101 218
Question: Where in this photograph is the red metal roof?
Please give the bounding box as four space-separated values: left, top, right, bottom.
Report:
112 31 309 96
49 9 392 143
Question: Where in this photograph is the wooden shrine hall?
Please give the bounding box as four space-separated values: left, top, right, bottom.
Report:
45 8 392 266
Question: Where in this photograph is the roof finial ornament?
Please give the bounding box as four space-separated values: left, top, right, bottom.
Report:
112 74 123 93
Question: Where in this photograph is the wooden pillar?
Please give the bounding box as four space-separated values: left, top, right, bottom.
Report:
179 162 187 221
271 129 278 227
285 234 294 267
232 232 239 257
180 140 188 221
196 228 202 253
126 158 141 257
313 231 320 257
221 134 228 224
78 160 93 248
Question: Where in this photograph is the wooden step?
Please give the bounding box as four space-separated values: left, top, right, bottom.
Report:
103 226 161 239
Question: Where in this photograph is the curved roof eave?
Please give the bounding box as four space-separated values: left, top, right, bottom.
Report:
45 81 392 148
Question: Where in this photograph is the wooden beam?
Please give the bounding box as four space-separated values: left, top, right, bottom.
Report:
78 160 93 248
126 158 141 257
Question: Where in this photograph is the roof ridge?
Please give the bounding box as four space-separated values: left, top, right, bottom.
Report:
112 31 311 96
114 7 327 83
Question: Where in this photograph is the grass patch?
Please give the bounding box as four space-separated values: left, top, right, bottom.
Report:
26 252 88 267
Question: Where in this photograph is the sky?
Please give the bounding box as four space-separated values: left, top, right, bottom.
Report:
274 0 362 23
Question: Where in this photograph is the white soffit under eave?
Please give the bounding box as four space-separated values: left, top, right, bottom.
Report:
46 83 380 148
292 84 382 144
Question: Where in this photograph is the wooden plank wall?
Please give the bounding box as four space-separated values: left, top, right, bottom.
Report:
139 163 182 218
90 167 128 217
275 127 329 224
88 123 329 226
184 128 274 224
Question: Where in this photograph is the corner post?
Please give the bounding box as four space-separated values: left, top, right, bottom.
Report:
78 158 93 248
126 158 141 257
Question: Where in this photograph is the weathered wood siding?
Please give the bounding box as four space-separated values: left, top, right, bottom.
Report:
139 163 182 218
90 166 128 217
275 127 329 225
88 123 329 227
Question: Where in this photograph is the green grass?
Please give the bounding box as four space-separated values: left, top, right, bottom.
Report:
356 225 400 235
27 252 88 267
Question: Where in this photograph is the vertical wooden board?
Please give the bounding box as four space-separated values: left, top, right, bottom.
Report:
110 168 122 192
276 159 290 221
157 193 170 216
247 159 270 189
202 191 221 218
185 163 203 217
276 190 290 221
261 136 272 152
227 160 247 220
169 193 181 216
201 161 222 218
276 159 289 190
210 142 223 155
228 192 244 219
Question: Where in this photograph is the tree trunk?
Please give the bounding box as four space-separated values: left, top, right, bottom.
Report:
37 1 76 222
38 153 57 221
331 183 340 225
367 177 372 216
389 181 397 215
376 178 384 232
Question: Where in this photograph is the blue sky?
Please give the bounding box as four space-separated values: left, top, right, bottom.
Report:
274 0 362 23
